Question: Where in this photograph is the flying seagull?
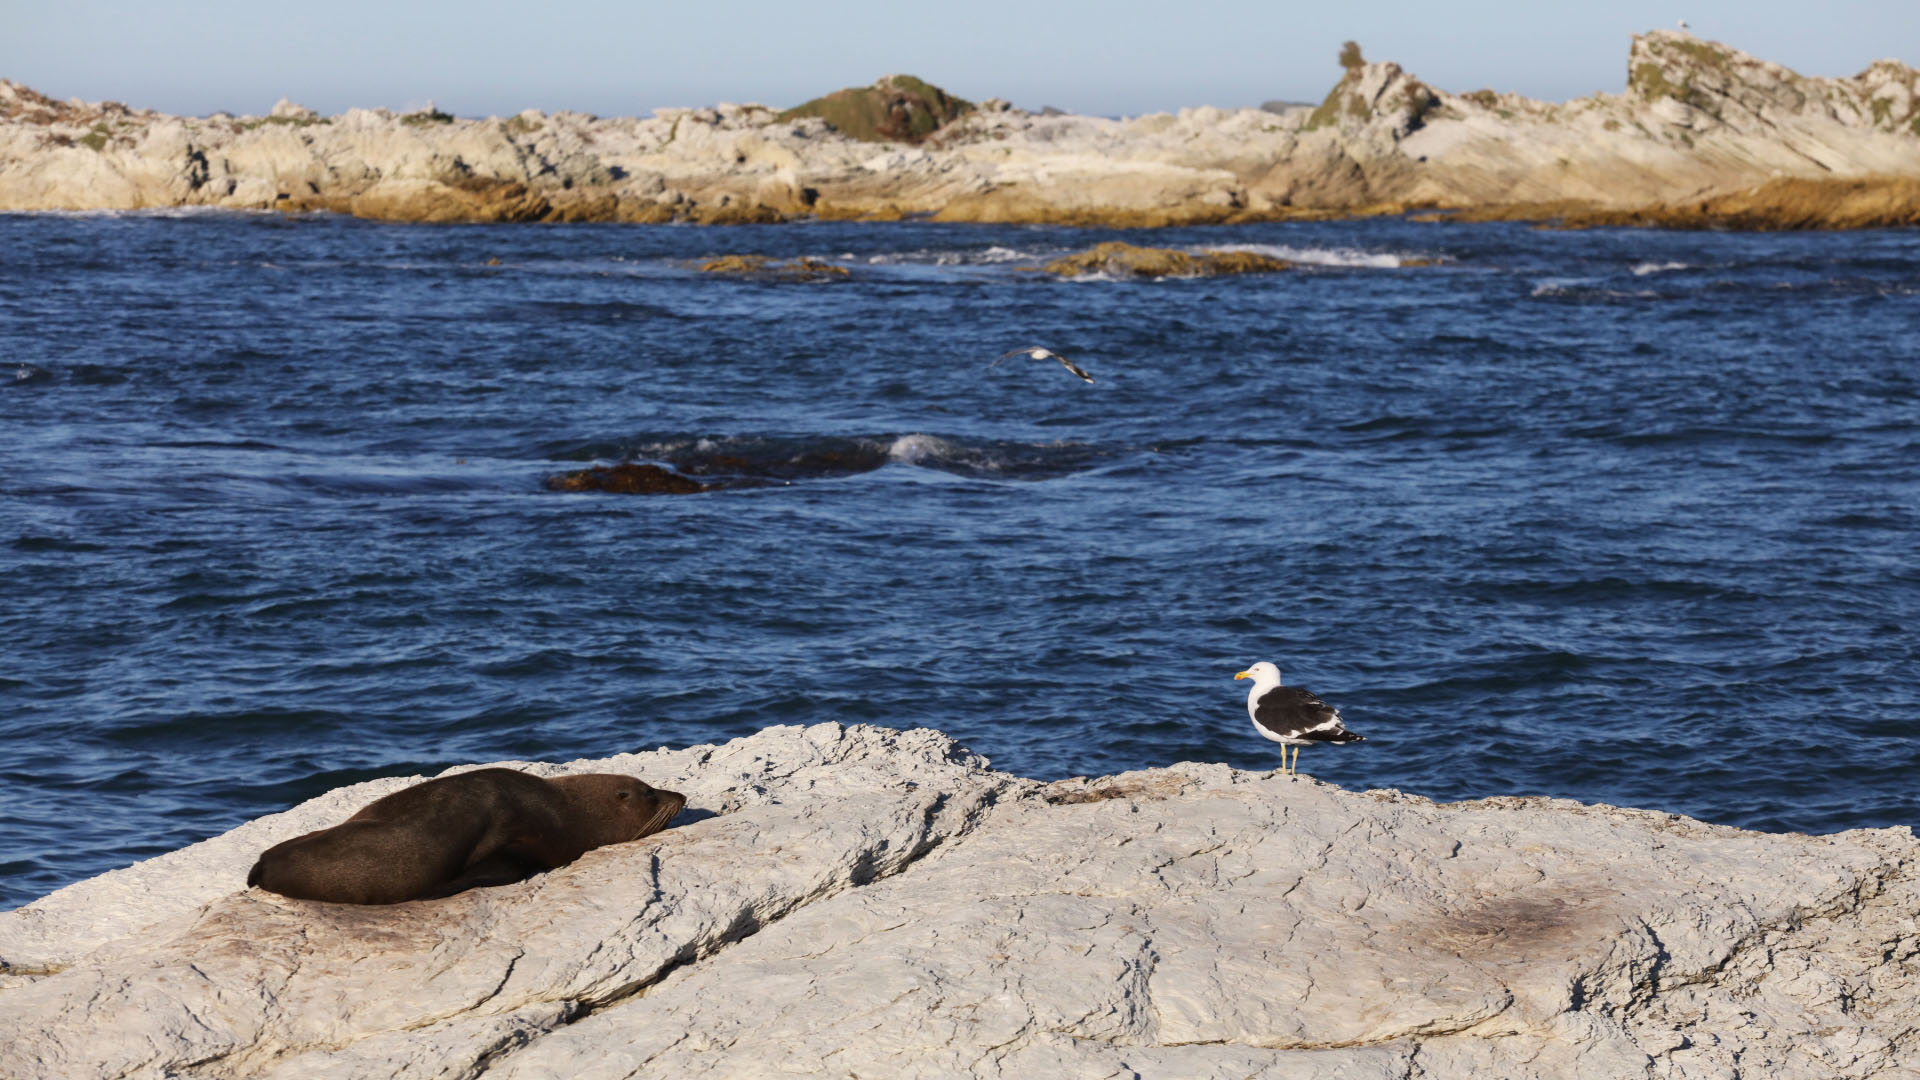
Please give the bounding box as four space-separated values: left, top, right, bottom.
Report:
993 347 1094 383
1234 661 1365 775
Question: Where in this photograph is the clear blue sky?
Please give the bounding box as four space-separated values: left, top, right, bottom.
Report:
6 0 1916 119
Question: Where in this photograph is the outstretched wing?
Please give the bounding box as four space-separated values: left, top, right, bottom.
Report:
993 347 1092 382
1056 356 1094 382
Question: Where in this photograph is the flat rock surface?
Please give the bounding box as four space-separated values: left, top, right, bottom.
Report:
1 723 1916 1079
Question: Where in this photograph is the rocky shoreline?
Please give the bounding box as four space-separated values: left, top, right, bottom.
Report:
2 723 1914 1079
4 31 1919 230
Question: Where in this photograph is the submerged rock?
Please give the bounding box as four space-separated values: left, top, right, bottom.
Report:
1042 241 1292 278
2 723 1915 1078
543 462 714 494
696 254 852 279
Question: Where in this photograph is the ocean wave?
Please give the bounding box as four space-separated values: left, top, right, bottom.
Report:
15 206 271 220
864 245 1049 266
978 245 1038 263
546 432 1109 485
1531 278 1656 300
1203 243 1418 269
1631 261 1691 276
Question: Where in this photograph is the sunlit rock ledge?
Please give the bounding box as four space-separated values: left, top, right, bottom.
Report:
4 30 1920 230
2 723 1915 1079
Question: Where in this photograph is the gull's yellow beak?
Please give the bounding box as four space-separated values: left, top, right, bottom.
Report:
1234 670 1251 680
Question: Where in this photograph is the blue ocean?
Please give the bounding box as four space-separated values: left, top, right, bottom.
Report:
2 212 1916 910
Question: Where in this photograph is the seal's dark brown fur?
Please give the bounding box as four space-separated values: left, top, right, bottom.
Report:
247 768 685 904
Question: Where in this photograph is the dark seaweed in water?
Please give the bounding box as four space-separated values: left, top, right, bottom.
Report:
0 213 1915 910
546 463 716 494
542 433 1112 489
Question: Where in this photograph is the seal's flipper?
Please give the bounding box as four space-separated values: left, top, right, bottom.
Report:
428 854 546 899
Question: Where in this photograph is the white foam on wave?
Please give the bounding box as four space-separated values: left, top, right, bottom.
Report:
1631 261 1690 276
977 246 1035 263
866 245 1047 266
1204 243 1416 269
887 433 963 465
29 206 271 220
1531 278 1658 299
1530 278 1591 297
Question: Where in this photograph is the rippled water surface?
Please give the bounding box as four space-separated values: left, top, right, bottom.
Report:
2 212 1916 909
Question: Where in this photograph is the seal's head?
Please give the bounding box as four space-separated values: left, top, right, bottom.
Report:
552 773 686 847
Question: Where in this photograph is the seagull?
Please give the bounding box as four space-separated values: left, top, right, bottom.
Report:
1677 18 1689 30
1234 661 1365 775
992 347 1094 383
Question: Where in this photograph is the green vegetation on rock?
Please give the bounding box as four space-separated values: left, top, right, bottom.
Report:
1631 61 1720 116
240 115 330 131
1303 80 1353 133
1403 81 1439 129
401 107 455 127
779 74 972 143
1306 42 1366 132
1629 37 1742 117
1665 38 1735 72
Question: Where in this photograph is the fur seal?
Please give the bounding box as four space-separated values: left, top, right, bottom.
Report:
247 768 686 904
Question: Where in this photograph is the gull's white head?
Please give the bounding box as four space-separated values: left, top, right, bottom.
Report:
1234 661 1282 690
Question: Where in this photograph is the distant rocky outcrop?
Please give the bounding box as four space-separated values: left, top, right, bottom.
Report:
3 30 1918 228
778 73 973 143
1 723 1915 1078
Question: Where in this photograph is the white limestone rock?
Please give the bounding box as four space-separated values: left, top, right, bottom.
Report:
1 724 1915 1079
269 98 318 121
5 33 1916 221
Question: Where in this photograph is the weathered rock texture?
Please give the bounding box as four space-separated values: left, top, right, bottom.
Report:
5 30 1918 228
694 254 852 279
2 723 1915 1079
1042 241 1293 278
